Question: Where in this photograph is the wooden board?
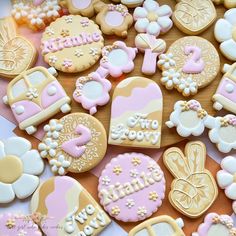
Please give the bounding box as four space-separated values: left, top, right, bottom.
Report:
53 0 231 148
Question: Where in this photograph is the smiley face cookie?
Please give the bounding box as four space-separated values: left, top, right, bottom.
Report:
98 153 166 222
0 17 37 79
38 113 107 175
173 0 216 35
0 137 44 204
31 176 111 236
41 15 104 73
164 141 218 218
158 36 220 96
108 77 163 148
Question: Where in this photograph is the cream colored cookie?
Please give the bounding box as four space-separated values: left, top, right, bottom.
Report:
95 2 133 38
0 17 37 79
41 15 104 73
212 0 236 8
164 141 218 218
173 0 216 35
111 0 144 8
38 113 107 175
158 36 220 96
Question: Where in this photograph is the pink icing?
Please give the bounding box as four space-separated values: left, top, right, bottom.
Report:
0 213 42 236
33 0 45 6
105 12 124 27
215 78 236 102
41 33 102 55
98 153 165 222
182 46 205 74
73 72 112 115
41 81 67 108
111 83 162 118
72 0 91 9
61 124 91 158
11 100 41 123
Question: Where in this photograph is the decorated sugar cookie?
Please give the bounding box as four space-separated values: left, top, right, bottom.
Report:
95 3 133 38
0 137 44 204
214 8 236 61
60 0 99 17
98 153 166 222
31 176 111 236
164 141 218 218
192 213 236 236
135 34 166 75
133 0 173 37
108 77 163 148
3 67 71 135
0 17 37 79
111 0 144 8
158 36 220 96
212 63 236 114
0 213 42 236
129 216 185 236
205 114 236 153
38 113 107 175
41 15 104 73
166 100 209 137
212 0 236 8
173 0 216 35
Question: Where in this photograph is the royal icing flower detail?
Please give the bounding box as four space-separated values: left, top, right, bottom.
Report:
132 157 141 166
220 117 230 127
157 53 176 69
147 161 156 171
111 206 120 216
18 230 27 236
49 155 70 176
45 28 54 36
89 48 99 56
0 137 44 203
80 19 89 27
27 7 45 27
75 49 84 58
177 77 198 96
149 191 159 201
161 69 180 89
101 176 110 186
137 206 147 218
44 120 63 139
133 0 173 36
5 218 15 229
214 8 236 61
113 165 122 175
62 59 73 68
38 138 58 158
197 109 207 119
126 199 135 209
42 0 61 19
217 156 236 200
26 88 39 100
11 2 29 21
108 4 129 16
130 169 139 178
48 55 57 64
61 29 70 37
65 15 73 23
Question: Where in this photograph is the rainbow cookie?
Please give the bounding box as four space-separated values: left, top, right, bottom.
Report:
31 176 111 236
98 153 166 222
108 77 163 148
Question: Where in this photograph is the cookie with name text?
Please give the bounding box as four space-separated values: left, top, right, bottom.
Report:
108 77 163 148
31 176 111 236
41 15 104 73
98 153 166 222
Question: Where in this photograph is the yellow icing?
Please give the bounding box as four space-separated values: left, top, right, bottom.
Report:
147 12 158 21
232 27 236 41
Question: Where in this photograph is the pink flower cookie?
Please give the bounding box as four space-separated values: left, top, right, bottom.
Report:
192 213 236 236
133 0 173 37
73 72 112 115
0 213 42 236
98 153 166 222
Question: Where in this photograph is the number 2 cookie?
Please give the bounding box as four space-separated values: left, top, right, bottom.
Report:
158 36 220 96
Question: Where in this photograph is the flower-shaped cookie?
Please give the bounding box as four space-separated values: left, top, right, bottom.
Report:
217 156 236 200
214 8 236 61
0 137 44 203
73 72 112 115
133 0 173 36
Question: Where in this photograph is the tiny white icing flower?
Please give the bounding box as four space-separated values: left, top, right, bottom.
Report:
26 88 39 100
62 59 73 68
65 15 73 23
111 206 120 216
46 28 55 36
149 191 159 201
101 176 111 186
133 0 173 36
126 199 135 209
49 155 70 176
18 229 27 236
89 48 99 56
49 55 57 64
137 206 147 218
43 0 61 18
27 7 46 27
75 49 84 58
11 2 29 21
147 161 156 171
38 138 58 158
161 68 180 89
80 19 89 27
157 53 176 69
130 169 138 178
177 77 198 96
44 120 63 139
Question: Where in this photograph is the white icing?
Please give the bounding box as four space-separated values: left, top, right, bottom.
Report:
105 12 124 27
27 71 47 85
82 81 103 100
47 85 57 96
44 119 63 139
134 228 149 236
12 79 28 98
225 83 234 93
38 138 58 158
49 155 70 176
152 222 175 236
207 224 230 236
107 49 129 67
15 105 25 115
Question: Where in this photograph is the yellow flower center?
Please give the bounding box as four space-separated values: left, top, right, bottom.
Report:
233 27 236 42
147 12 158 22
0 155 23 184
